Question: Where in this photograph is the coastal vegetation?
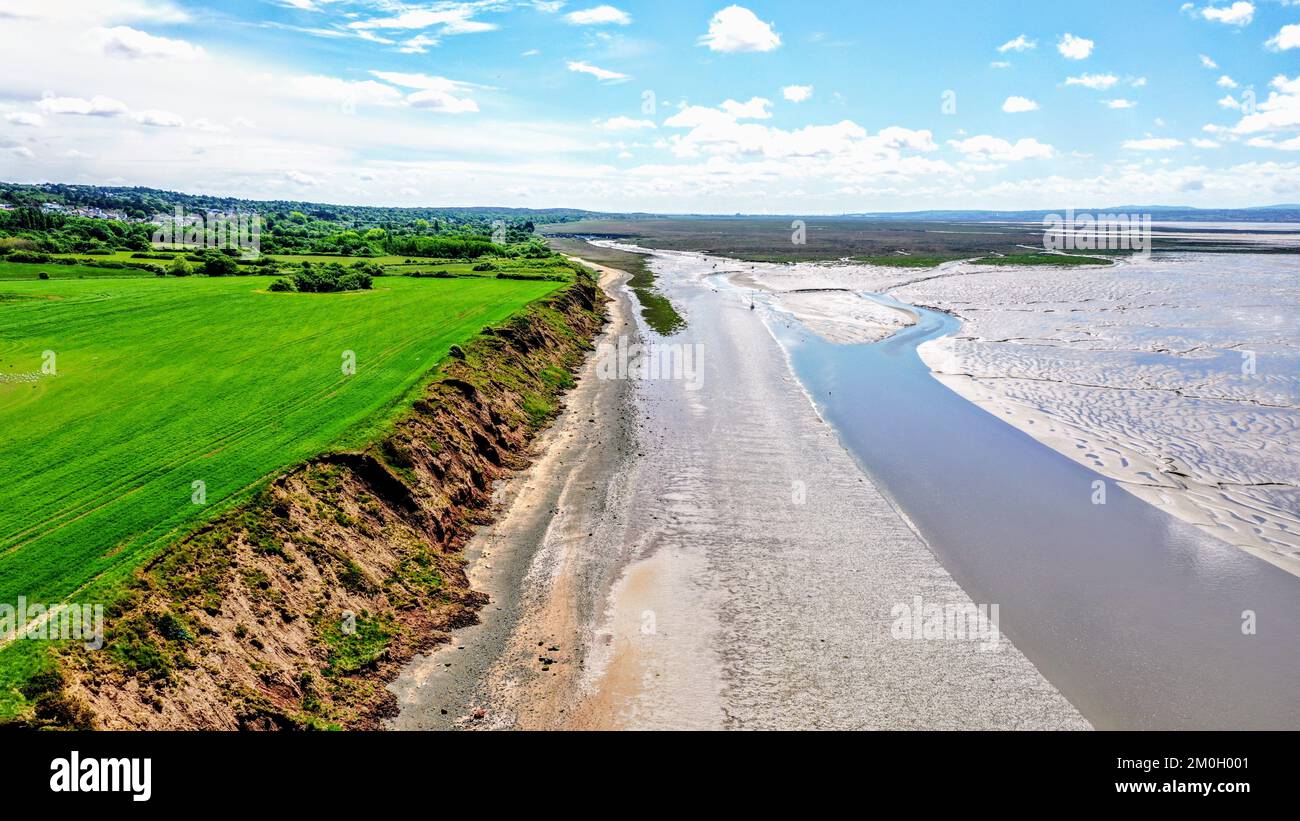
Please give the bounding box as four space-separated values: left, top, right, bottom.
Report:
544 235 685 335
0 213 596 722
13 268 604 729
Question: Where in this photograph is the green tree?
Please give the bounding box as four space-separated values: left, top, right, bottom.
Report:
202 251 238 277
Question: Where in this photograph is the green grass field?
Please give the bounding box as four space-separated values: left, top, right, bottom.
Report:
0 260 157 280
0 271 565 708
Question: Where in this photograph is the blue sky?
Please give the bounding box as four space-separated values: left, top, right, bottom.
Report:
1 0 1298 211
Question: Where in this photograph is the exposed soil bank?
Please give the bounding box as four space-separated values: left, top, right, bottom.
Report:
390 260 639 729
24 271 605 730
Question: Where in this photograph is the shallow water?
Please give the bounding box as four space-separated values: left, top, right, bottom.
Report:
766 291 1300 729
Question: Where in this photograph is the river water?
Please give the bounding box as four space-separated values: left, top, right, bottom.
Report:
763 286 1300 729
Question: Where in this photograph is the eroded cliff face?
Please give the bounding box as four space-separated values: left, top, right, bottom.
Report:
31 273 604 730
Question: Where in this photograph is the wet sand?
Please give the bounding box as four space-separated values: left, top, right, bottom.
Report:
391 250 1086 730
898 254 1300 574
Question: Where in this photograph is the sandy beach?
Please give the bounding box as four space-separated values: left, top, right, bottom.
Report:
391 249 1087 730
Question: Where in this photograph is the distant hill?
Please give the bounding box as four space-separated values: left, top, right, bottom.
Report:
0 182 615 225
844 205 1300 223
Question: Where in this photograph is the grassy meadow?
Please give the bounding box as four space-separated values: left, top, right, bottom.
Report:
0 269 565 708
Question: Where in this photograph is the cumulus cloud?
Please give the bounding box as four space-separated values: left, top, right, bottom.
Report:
1057 33 1094 60
1218 75 1238 88
37 95 129 116
369 71 480 113
1002 96 1039 113
1232 74 1300 133
132 109 184 127
948 135 1054 161
1065 73 1117 90
719 97 772 119
1267 24 1300 51
1201 2 1254 26
699 5 781 53
90 26 205 60
1199 54 1219 69
1246 135 1300 150
564 5 630 25
5 111 45 127
656 97 946 178
1104 99 1137 109
783 85 813 103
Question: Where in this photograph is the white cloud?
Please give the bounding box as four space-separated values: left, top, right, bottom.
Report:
1219 93 1244 110
368 71 480 113
1218 75 1238 88
599 116 656 130
1267 24 1300 51
37 95 129 116
0 0 191 26
5 112 45 127
1002 96 1039 113
90 26 205 60
1201 2 1254 26
564 5 630 25
1057 33 1094 60
397 35 441 54
720 97 772 119
1246 135 1300 150
285 75 405 107
665 98 770 128
990 60 1011 69
132 109 184 127
1199 54 1219 69
567 60 628 82
998 34 1036 53
406 89 479 113
1124 137 1184 150
6 146 35 159
699 5 781 53
1232 74 1300 133
347 7 496 35
1065 73 1118 90
948 135 1054 161
1104 99 1138 109
783 84 813 103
